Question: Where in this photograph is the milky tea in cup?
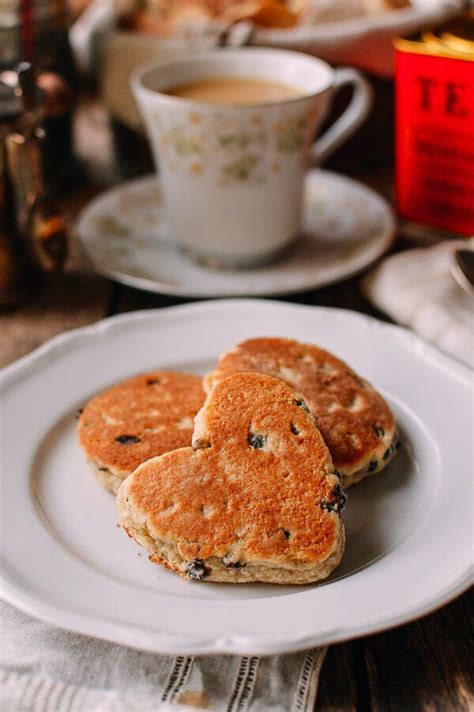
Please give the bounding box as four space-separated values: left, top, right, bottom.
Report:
132 49 372 268
164 76 303 104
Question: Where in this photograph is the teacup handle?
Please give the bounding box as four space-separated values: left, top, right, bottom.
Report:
311 68 373 165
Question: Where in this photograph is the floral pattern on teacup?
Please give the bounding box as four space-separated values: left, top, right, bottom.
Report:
273 116 308 153
151 105 318 185
221 154 260 182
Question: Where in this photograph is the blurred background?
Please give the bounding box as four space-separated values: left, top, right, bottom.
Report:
0 0 472 357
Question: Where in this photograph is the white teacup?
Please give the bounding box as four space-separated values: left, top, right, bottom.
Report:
132 48 373 268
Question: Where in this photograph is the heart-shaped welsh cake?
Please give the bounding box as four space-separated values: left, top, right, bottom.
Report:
117 372 346 585
78 371 205 493
205 338 398 487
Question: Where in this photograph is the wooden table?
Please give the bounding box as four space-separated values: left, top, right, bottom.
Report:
1 101 472 712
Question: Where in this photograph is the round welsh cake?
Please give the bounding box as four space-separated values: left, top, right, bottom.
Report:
78 370 205 493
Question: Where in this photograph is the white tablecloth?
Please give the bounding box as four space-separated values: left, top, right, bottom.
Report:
0 601 326 711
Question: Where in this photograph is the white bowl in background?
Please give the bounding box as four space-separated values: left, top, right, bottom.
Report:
97 0 461 130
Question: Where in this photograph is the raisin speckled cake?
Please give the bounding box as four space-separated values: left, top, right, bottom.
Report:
77 371 205 493
117 372 346 585
205 337 398 487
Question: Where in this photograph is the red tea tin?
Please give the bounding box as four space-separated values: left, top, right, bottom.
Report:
395 13 474 236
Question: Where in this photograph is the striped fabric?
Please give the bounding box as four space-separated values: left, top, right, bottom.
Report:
0 602 327 711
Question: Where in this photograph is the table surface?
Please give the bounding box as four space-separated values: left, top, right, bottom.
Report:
1 99 472 712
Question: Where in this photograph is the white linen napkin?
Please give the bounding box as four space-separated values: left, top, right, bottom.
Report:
0 601 326 712
362 240 473 368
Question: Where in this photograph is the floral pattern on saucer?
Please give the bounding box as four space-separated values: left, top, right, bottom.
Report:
75 168 394 298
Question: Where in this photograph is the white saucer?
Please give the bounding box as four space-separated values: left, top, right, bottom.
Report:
75 170 394 297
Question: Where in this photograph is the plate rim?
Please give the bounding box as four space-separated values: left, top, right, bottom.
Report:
1 300 472 655
74 169 395 298
2 563 471 656
1 299 470 386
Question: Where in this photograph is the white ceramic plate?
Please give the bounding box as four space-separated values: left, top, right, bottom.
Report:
1 300 472 655
75 170 394 298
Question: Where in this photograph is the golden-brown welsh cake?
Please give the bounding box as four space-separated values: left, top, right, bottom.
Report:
117 372 346 584
205 338 398 487
77 370 205 494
